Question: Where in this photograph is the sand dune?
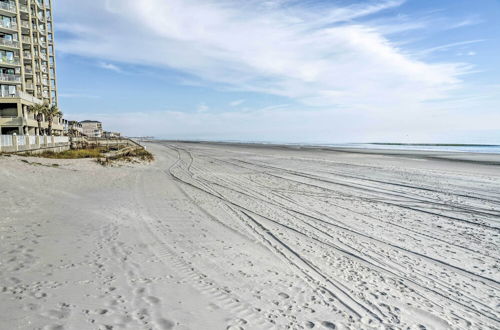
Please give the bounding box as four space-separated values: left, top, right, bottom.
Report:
1 142 499 329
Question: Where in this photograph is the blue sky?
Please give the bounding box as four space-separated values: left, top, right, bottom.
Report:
54 0 500 143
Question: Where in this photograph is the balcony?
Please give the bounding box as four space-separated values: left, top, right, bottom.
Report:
40 53 47 60
0 38 19 48
21 20 30 29
25 68 33 74
23 52 32 59
0 21 17 31
0 57 21 66
22 36 32 44
0 90 43 104
20 4 28 12
0 73 22 83
0 1 16 14
25 83 35 90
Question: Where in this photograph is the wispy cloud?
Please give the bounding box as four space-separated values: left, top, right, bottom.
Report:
59 93 100 99
54 0 500 143
418 39 485 56
98 61 123 73
229 99 245 107
197 103 209 112
56 0 469 112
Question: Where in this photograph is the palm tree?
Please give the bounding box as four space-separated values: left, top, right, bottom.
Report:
29 102 48 135
43 104 63 136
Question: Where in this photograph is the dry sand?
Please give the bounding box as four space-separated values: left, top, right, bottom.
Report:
1 142 499 330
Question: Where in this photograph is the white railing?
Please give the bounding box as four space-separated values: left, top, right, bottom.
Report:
1 135 13 147
0 2 16 13
0 38 19 48
54 136 69 144
0 57 21 66
0 21 17 30
17 135 26 146
0 91 43 104
0 134 70 152
0 74 21 83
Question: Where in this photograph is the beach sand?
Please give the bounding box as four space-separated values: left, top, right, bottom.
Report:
1 142 499 330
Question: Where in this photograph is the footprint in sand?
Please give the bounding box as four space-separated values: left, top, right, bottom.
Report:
155 318 175 329
321 321 336 329
143 296 161 305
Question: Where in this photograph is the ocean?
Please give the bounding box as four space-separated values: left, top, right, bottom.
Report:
322 143 500 154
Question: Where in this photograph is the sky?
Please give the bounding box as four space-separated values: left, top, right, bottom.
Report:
53 0 500 143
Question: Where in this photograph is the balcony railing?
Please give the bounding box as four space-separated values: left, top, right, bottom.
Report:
0 21 17 30
22 36 31 43
25 83 34 89
0 74 21 83
21 20 30 29
0 38 19 48
20 4 28 12
0 2 16 13
0 57 21 65
0 90 43 104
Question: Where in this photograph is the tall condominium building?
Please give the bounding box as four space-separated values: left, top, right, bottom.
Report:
0 0 61 135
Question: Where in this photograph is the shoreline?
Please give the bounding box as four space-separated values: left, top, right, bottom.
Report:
153 139 500 165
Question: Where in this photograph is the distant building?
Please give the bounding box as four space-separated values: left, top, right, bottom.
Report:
80 120 103 137
103 131 121 138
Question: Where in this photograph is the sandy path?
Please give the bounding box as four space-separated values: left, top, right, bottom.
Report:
1 142 499 330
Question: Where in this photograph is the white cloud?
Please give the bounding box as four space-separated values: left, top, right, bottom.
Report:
197 103 209 112
59 93 100 99
98 61 122 73
54 0 499 143
55 0 469 111
229 99 245 107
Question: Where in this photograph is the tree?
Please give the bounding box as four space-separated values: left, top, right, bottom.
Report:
29 102 48 136
43 104 63 136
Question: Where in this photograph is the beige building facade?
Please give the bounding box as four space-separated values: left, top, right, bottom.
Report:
81 120 103 138
0 0 62 135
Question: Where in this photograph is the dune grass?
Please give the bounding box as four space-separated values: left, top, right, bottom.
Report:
99 148 154 165
32 148 107 159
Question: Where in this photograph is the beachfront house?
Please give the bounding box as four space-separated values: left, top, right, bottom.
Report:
0 0 61 135
81 120 103 138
